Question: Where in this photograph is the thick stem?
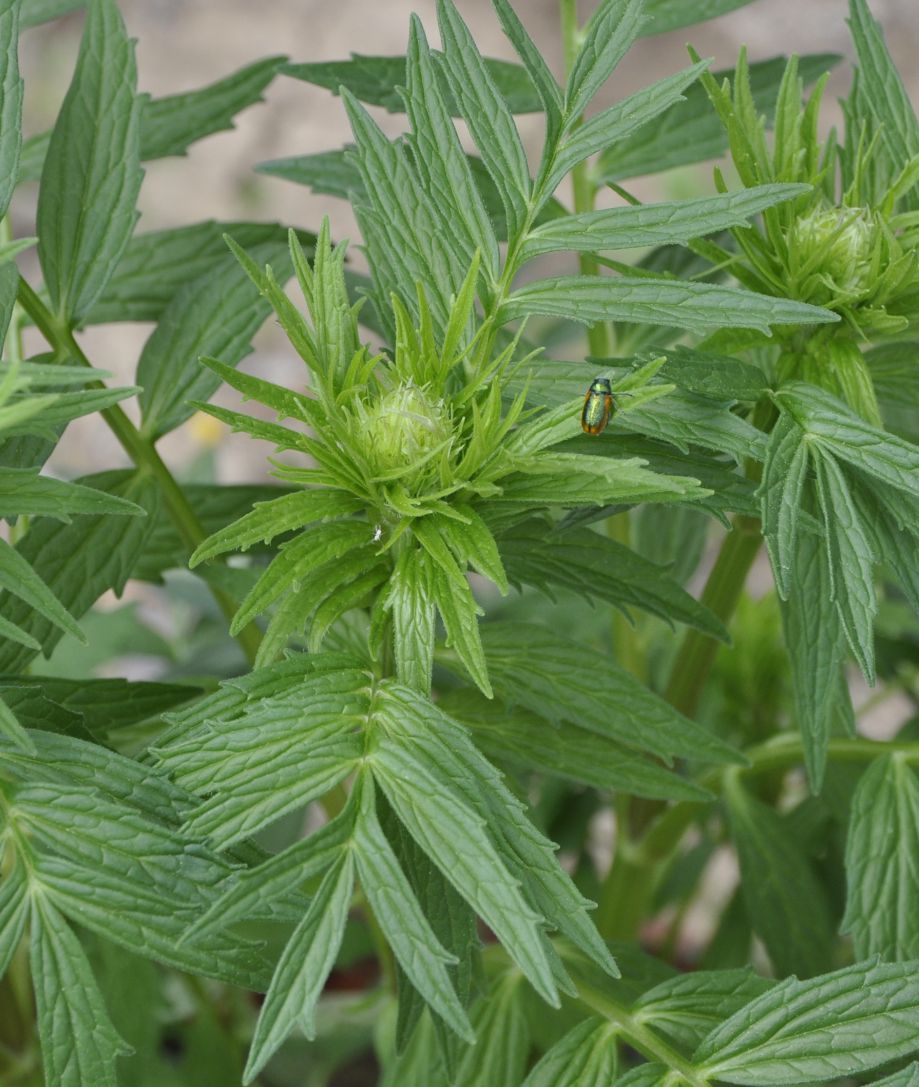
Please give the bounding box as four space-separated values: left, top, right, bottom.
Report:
664 515 761 717
16 278 261 666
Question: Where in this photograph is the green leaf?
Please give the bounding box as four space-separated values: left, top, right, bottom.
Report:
0 694 33 752
633 969 774 1052
36 0 143 324
140 56 284 159
0 536 83 642
87 221 314 325
30 898 132 1087
371 688 561 1005
442 689 712 803
0 470 159 673
281 52 542 115
0 676 197 740
0 855 30 975
725 779 835 978
870 1064 919 1087
812 447 876 681
436 0 531 242
384 546 435 692
0 467 143 519
189 488 362 566
376 683 619 982
694 960 919 1084
137 239 289 437
498 519 729 641
491 0 562 147
243 852 355 1083
499 276 838 336
778 524 851 793
759 413 808 599
652 345 768 402
0 0 22 220
520 184 809 261
404 17 499 281
597 54 838 182
454 973 529 1087
640 0 758 35
842 754 919 961
848 0 919 208
477 622 740 767
20 0 83 27
542 62 709 196
354 776 474 1043
521 1018 618 1087
564 0 645 122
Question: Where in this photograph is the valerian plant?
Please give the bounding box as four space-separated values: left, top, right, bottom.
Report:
2 0 919 1084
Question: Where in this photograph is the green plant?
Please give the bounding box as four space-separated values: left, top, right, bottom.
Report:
2 0 919 1084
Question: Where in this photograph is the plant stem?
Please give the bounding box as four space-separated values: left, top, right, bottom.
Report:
16 277 261 666
576 981 710 1087
560 0 612 359
664 515 761 717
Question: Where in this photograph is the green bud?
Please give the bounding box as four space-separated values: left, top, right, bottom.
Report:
787 206 877 305
362 382 453 481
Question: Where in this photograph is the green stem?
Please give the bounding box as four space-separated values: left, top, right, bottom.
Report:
664 515 761 717
560 0 612 360
576 982 710 1087
16 277 261 666
639 733 919 864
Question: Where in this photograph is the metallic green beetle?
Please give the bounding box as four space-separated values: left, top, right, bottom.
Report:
581 377 615 435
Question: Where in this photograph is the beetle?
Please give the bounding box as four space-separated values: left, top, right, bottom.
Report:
581 376 615 435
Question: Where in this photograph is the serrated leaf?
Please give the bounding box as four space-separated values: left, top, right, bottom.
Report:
633 969 774 1052
842 754 919 961
140 56 283 159
30 898 132 1087
492 0 562 148
521 1018 618 1087
371 689 560 1005
0 470 159 673
694 960 919 1084
281 52 542 115
354 776 473 1042
759 413 808 599
521 184 808 262
404 17 499 281
870 1064 919 1087
376 683 620 982
189 488 362 566
777 383 919 502
454 972 529 1086
542 62 709 196
498 518 729 641
499 276 837 336
442 688 712 803
36 0 142 324
243 851 355 1083
640 0 759 35
564 0 645 122
0 467 143 519
652 345 768 402
0 536 83 643
0 855 30 975
0 0 22 220
725 780 835 978
476 622 740 766
436 0 530 242
384 546 435 692
86 221 314 325
778 523 852 793
812 447 876 681
597 54 838 182
137 239 289 437
0 694 33 751
848 0 919 209
0 676 196 740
